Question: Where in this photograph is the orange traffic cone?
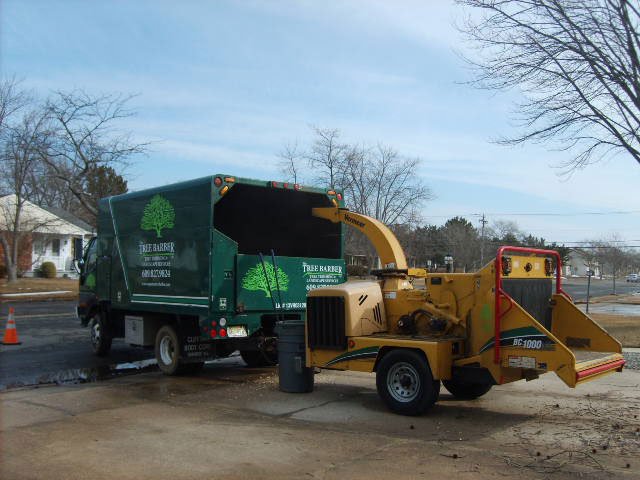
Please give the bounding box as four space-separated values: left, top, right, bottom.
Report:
2 307 21 345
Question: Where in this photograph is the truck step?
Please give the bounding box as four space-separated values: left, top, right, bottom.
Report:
573 350 625 383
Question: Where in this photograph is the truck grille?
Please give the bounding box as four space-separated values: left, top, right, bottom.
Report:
307 296 346 350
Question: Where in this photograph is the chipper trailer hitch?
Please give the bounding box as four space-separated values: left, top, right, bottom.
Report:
302 207 625 416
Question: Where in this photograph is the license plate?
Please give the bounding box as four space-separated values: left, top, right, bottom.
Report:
227 325 248 338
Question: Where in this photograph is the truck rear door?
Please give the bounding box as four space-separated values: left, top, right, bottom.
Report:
235 254 346 312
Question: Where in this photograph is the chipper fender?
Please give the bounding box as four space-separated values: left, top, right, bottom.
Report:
310 336 454 380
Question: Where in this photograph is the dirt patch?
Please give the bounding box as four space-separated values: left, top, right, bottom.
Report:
592 313 640 347
0 278 78 302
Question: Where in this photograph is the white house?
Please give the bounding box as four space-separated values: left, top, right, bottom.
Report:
0 195 94 277
564 248 601 278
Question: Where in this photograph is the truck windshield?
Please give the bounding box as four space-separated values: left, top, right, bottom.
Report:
213 183 341 258
83 238 97 273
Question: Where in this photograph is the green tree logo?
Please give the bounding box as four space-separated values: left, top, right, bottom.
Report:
140 194 175 238
241 262 289 298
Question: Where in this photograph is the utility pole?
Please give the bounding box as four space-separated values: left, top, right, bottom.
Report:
586 267 593 313
479 214 488 265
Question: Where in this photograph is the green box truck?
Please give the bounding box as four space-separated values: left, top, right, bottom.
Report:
77 174 346 374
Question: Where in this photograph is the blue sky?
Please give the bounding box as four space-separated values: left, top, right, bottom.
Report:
2 1 639 245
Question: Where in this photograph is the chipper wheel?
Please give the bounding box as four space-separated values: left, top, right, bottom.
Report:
442 380 492 400
376 349 440 416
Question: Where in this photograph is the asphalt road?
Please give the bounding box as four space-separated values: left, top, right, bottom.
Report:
561 277 640 300
0 301 155 389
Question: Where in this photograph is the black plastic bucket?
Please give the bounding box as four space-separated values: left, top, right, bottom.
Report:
275 320 314 393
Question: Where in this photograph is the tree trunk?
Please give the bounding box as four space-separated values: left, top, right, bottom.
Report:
613 268 617 295
7 263 18 282
1 237 17 282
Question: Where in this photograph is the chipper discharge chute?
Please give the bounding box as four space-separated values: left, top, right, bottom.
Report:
303 207 625 415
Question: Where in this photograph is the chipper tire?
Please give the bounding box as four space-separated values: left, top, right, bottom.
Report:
90 312 112 357
155 325 189 376
376 349 440 416
443 380 492 400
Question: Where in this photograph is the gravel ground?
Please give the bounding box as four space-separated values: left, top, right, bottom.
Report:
624 350 640 370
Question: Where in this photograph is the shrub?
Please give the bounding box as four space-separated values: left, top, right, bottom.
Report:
40 261 57 279
347 264 369 277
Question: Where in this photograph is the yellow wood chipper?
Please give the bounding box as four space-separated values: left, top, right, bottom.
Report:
304 207 625 415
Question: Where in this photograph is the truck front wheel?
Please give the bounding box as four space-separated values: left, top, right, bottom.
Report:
155 325 183 375
376 350 440 416
90 312 112 357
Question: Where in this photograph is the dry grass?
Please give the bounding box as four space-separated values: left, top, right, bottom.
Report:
591 313 640 348
0 277 79 301
584 293 640 305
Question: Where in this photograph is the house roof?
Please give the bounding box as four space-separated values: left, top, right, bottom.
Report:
39 205 94 233
0 194 93 236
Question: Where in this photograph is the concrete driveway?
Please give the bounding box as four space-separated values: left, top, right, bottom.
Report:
1 365 638 480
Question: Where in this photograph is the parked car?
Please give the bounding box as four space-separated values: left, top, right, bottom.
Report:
626 273 639 282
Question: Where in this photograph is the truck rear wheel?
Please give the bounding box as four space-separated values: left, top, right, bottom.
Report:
90 312 112 357
155 325 184 375
240 349 277 368
376 350 440 416
442 380 492 400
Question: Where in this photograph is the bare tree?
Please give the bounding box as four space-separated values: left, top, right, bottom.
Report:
39 90 145 218
457 0 640 170
305 126 350 190
344 144 432 225
489 219 523 245
0 109 48 281
277 141 303 184
281 127 433 268
587 235 631 292
0 78 29 144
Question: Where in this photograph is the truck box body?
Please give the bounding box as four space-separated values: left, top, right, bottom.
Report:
80 175 346 363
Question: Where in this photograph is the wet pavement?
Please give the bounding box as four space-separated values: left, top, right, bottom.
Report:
0 301 155 389
562 277 640 300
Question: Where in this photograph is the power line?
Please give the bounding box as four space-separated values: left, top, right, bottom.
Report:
424 210 640 218
475 210 640 217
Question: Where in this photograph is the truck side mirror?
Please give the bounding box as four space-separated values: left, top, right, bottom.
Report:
73 258 84 274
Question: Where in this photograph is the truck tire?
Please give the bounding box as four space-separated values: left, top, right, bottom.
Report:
443 380 492 400
376 349 440 416
155 325 184 375
90 312 112 357
183 361 205 374
240 349 277 368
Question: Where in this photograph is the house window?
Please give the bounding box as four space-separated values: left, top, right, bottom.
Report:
51 238 60 257
34 239 46 256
